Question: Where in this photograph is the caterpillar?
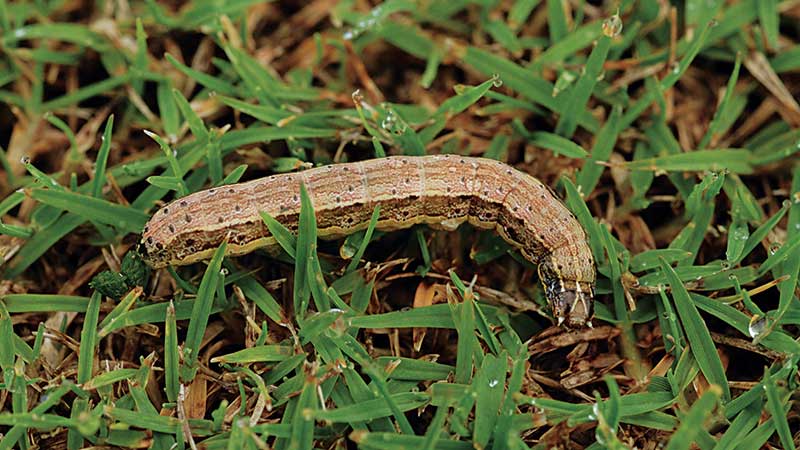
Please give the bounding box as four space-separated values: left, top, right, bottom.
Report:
141 155 596 327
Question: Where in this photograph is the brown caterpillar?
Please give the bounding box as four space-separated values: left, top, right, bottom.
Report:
141 155 596 327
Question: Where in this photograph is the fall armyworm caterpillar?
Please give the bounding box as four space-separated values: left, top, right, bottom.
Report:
142 155 596 327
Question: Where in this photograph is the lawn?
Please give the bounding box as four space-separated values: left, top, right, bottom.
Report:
0 1 799 449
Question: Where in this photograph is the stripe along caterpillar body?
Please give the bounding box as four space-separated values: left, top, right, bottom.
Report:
141 155 596 327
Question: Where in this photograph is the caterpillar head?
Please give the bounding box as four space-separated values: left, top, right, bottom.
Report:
547 280 594 328
538 258 595 328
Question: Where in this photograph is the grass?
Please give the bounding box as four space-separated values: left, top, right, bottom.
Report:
0 1 799 449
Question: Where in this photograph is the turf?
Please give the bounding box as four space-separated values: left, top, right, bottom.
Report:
1 1 799 449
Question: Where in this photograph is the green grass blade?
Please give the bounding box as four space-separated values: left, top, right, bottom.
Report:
660 259 731 401
762 367 795 450
664 386 722 450
164 301 179 403
555 32 610 138
77 292 101 384
183 241 227 375
28 188 148 233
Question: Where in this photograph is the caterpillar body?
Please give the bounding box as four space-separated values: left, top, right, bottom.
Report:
141 155 596 327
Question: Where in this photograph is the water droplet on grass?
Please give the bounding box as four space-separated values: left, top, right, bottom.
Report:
602 15 623 37
748 314 767 339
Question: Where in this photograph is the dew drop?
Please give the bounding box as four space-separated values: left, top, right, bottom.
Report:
20 156 30 165
488 379 499 388
748 314 768 339
602 14 623 37
381 111 396 130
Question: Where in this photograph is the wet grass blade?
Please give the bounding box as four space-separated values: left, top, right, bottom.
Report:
660 259 731 401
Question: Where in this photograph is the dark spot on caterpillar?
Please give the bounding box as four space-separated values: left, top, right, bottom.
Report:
229 188 235 193
459 159 466 164
163 207 169 214
335 195 342 203
293 195 299 202
180 200 188 207
168 224 175 233
185 214 192 223
209 189 216 194
343 166 350 171
235 205 241 212
391 188 398 195
348 185 354 193
405 178 410 184
147 237 153 244
143 225 149 232
218 217 225 223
